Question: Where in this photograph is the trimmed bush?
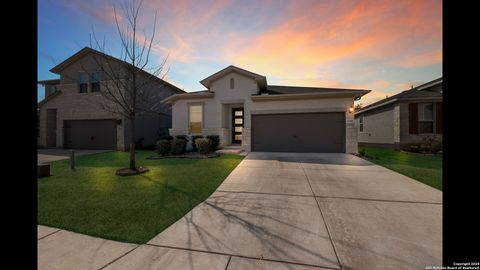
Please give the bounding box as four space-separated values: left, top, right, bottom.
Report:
175 135 188 152
195 138 211 155
206 135 220 151
156 140 171 156
191 135 204 152
171 139 186 155
159 135 174 141
359 148 366 157
175 135 188 141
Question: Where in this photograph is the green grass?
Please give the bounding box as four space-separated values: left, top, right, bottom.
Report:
38 151 244 243
359 146 442 190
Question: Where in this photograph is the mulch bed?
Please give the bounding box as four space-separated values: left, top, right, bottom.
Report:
116 166 150 176
147 152 220 159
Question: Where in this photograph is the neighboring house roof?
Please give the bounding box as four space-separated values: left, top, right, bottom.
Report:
48 47 185 94
200 65 268 89
355 77 443 115
38 79 60 85
38 90 62 108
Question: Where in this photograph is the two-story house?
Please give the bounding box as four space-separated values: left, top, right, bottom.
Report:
38 47 184 150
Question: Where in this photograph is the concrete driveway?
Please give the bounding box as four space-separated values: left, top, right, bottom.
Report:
38 148 111 163
144 152 442 269
38 152 442 270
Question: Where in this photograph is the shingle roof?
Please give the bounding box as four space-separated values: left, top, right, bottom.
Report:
264 85 369 95
48 47 185 94
356 77 442 114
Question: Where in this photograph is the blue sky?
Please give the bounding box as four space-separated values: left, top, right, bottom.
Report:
38 0 442 105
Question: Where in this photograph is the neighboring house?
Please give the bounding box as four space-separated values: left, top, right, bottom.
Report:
354 77 442 149
38 47 184 150
162 65 370 153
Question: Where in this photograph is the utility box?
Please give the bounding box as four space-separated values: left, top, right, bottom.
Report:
38 163 51 178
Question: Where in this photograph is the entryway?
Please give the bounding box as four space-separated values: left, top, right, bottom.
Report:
231 108 243 144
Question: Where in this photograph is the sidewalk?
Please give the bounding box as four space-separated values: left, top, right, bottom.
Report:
39 225 297 270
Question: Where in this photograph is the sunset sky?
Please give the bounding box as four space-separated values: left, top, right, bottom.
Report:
38 0 442 105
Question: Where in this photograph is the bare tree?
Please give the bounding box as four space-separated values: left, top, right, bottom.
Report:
354 103 363 110
87 0 169 171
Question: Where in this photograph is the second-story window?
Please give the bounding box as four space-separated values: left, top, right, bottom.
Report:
91 72 101 92
79 72 88 93
230 78 234 89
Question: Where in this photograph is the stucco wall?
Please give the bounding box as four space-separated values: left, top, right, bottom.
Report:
170 71 358 153
356 106 395 144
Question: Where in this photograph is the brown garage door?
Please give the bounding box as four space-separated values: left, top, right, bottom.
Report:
64 119 117 150
251 112 345 153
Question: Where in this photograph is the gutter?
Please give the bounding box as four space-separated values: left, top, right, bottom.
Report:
251 90 370 102
161 92 214 104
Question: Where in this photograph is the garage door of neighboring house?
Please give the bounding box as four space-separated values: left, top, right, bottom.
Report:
251 112 345 153
64 119 117 150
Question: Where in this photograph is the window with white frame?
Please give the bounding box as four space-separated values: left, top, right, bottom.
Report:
418 103 434 133
359 116 364 132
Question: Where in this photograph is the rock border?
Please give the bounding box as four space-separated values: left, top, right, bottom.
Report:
115 166 150 176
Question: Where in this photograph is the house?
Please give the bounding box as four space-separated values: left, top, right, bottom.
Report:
38 47 184 150
354 77 442 149
162 65 370 153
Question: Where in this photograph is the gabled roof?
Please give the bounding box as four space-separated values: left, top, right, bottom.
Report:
38 79 60 85
49 47 185 94
355 77 442 114
200 65 267 89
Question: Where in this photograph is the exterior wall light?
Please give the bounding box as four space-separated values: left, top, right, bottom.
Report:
348 106 354 113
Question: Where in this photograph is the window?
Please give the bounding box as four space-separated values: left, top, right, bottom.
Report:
418 103 434 133
90 72 101 92
230 78 234 89
189 104 203 134
79 72 88 93
359 116 364 132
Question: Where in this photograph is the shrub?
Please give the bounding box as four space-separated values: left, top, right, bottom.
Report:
175 135 188 152
408 144 421 153
156 140 171 156
195 138 211 155
175 135 188 141
206 135 220 151
420 136 442 154
191 135 204 152
171 139 186 155
159 135 174 141
359 148 366 157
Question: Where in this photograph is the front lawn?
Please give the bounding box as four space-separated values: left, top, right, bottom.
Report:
38 151 244 243
359 146 442 190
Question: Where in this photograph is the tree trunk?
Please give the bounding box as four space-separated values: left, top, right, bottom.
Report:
129 116 136 169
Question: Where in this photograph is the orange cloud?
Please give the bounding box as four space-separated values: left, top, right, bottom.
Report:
391 50 442 68
224 0 442 79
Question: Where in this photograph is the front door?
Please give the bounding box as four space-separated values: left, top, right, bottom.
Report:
232 108 244 144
